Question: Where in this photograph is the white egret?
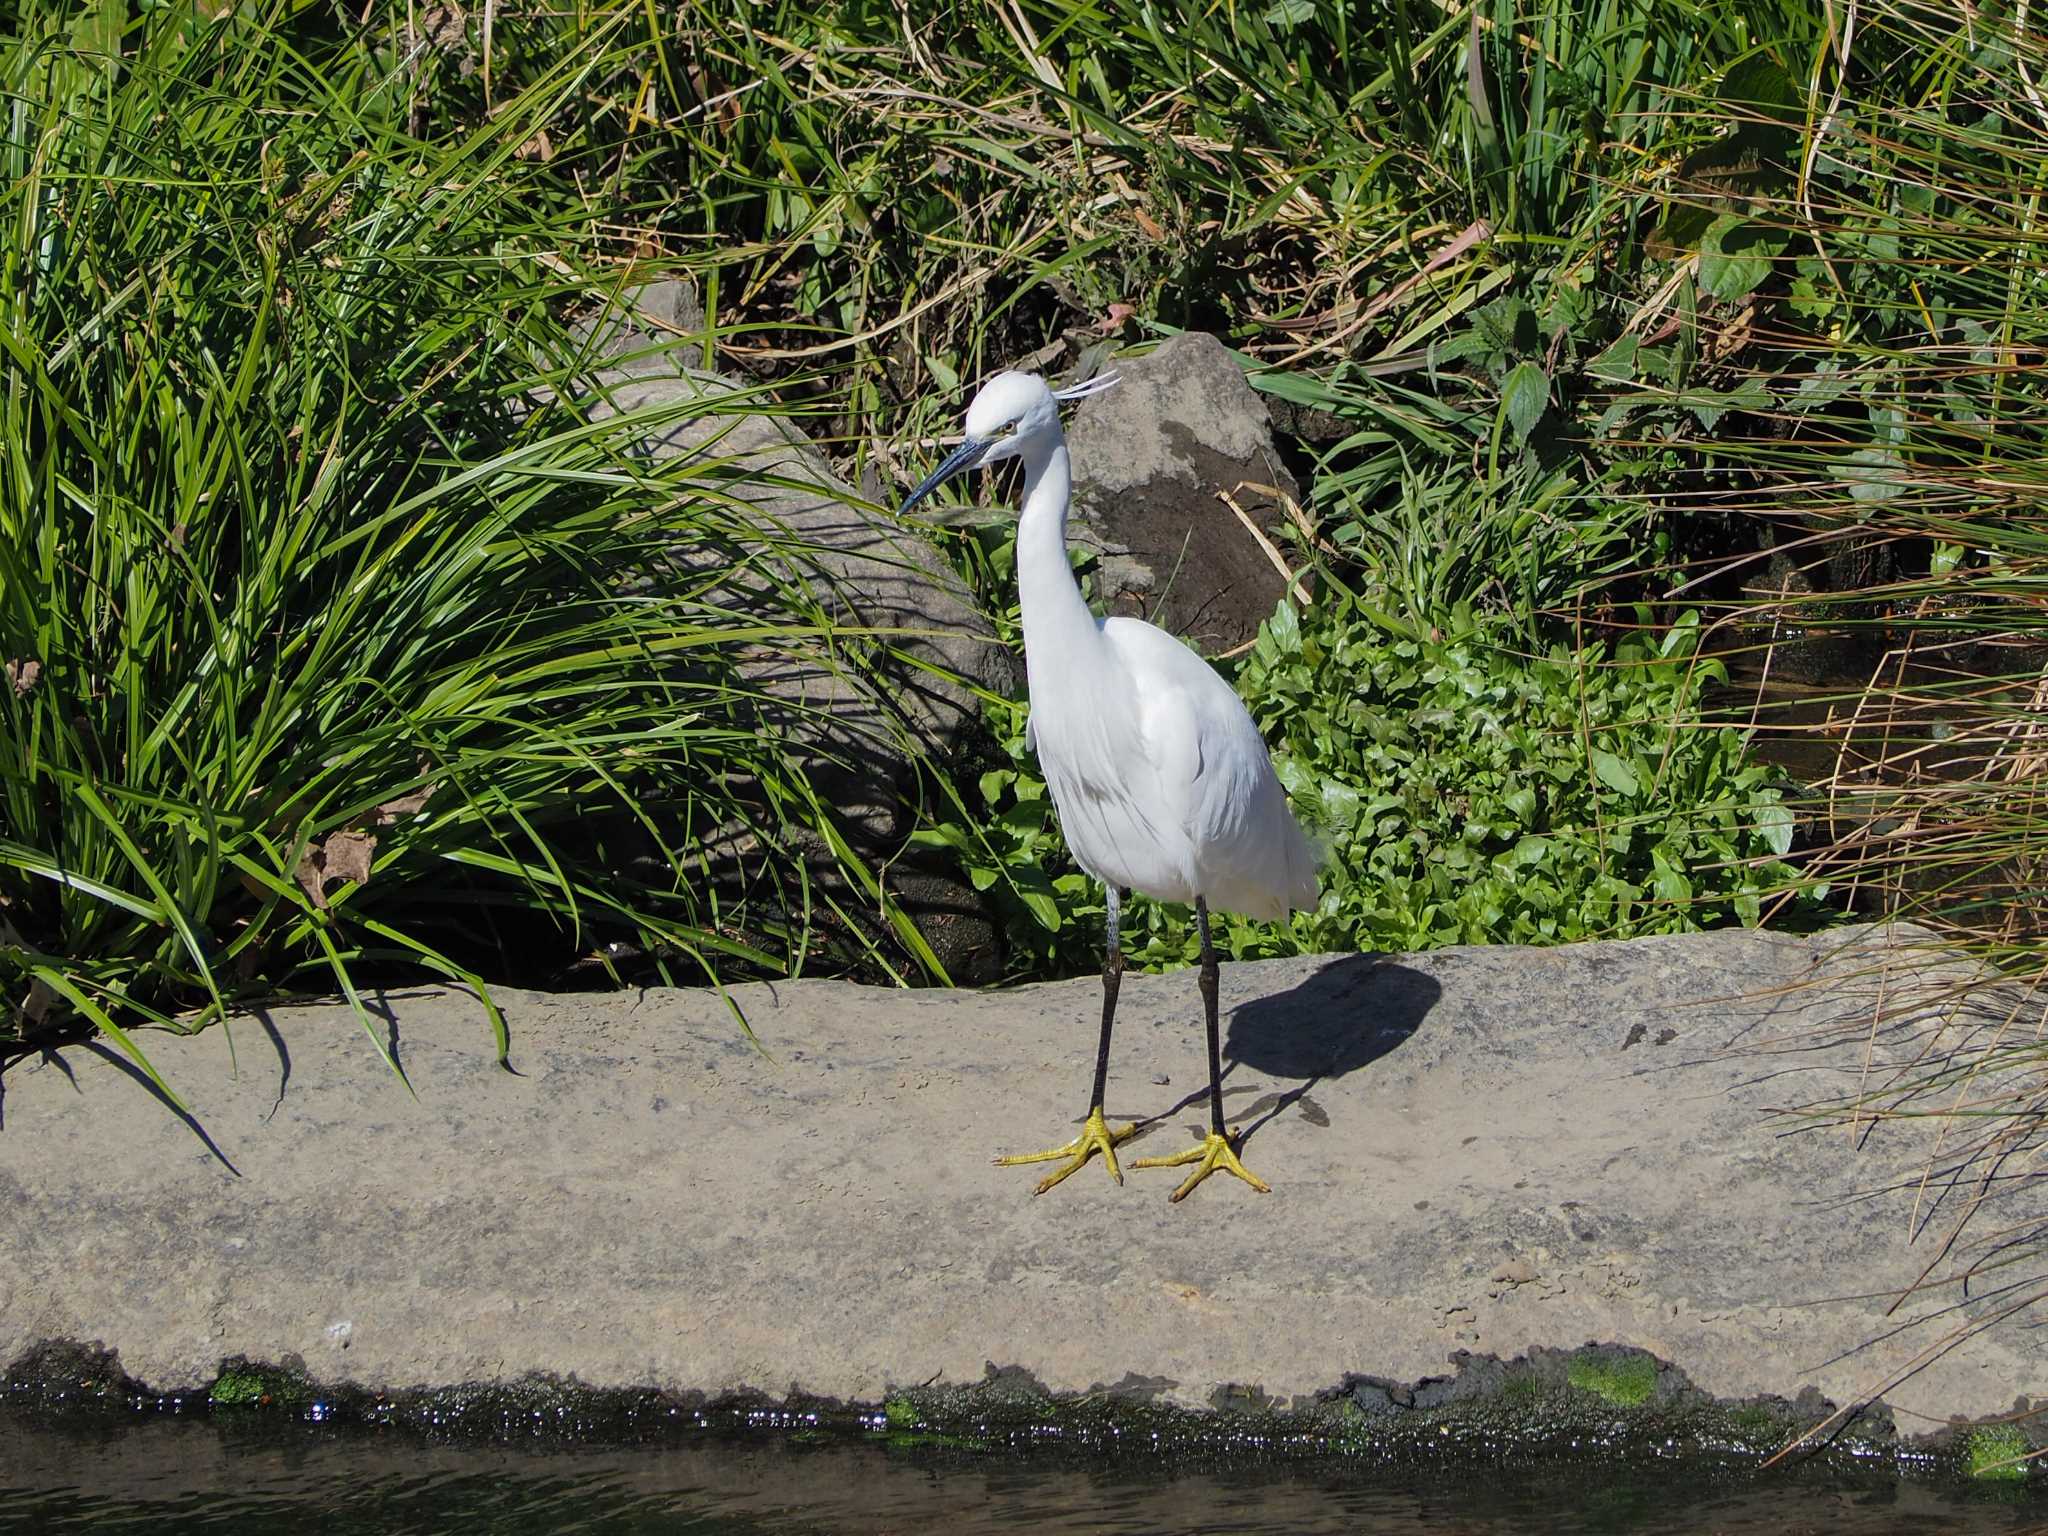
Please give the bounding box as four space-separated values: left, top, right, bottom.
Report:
899 369 1319 1202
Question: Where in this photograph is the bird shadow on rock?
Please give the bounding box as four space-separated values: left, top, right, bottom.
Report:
1134 954 1439 1150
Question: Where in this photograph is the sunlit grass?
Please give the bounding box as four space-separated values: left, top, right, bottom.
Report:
0 1 939 1084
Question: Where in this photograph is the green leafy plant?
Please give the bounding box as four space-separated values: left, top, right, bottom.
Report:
1967 1424 2031 1483
924 587 1811 976
1228 599 1811 955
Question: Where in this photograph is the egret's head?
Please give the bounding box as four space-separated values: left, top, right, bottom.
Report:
897 369 1119 515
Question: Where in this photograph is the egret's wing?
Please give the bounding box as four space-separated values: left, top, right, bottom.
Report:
1102 616 1312 916
1102 618 1219 832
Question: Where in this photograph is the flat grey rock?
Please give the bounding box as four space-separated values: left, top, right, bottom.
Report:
585 351 1013 767
3 924 2040 1421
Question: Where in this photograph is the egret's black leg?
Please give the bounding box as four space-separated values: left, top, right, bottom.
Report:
995 887 1136 1193
1090 886 1124 1113
1197 896 1225 1138
1133 894 1272 1201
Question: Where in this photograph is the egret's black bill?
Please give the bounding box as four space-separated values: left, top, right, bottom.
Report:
897 436 992 515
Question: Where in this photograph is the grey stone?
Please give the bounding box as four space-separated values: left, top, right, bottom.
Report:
1065 332 1303 654
571 278 708 355
587 364 1010 761
577 294 1013 768
560 288 1015 976
3 923 2040 1421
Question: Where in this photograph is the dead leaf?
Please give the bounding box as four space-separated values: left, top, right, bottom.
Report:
293 851 326 908
14 976 55 1027
370 784 435 826
516 127 555 163
1089 302 1136 337
421 1 467 49
294 829 378 909
5 659 40 697
323 830 375 886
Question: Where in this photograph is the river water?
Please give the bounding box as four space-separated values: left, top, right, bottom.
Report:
3 1416 2040 1535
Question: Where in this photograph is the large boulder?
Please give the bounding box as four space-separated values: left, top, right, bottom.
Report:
571 284 1014 979
1065 331 1304 655
4 923 2039 1425
579 281 1013 768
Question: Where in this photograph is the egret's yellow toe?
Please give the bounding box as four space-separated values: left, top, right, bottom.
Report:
994 1107 1136 1195
1132 1130 1270 1203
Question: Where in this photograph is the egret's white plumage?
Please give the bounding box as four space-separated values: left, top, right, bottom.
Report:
953 370 1317 920
900 367 1318 1202
1031 615 1315 918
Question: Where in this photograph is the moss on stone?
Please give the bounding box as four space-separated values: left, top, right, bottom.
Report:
206 1361 312 1411
1566 1350 1658 1408
1500 1371 1546 1404
1722 1404 1785 1443
1967 1424 2029 1482
21 1342 1959 1487
208 1369 267 1407
882 1395 918 1430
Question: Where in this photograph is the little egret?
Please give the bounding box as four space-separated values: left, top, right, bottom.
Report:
899 369 1319 1202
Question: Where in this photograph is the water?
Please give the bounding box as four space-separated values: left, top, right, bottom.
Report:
3 1416 2039 1535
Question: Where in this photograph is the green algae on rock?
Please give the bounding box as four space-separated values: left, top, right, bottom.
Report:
208 1360 313 1410
5 1339 2042 1495
1566 1348 1660 1408
1966 1424 2030 1483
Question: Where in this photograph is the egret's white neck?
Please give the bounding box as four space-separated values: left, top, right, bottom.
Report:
1014 430 1102 687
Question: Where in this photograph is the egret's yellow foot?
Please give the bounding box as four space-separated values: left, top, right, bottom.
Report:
995 1107 1136 1195
1132 1131 1271 1203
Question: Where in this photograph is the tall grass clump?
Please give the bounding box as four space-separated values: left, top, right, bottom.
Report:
1638 0 2048 1358
372 0 1450 464
1664 2 2048 956
0 2 928 1085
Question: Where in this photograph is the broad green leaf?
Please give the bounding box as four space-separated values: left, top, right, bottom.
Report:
1265 597 1301 653
1587 334 1639 384
1699 214 1787 300
1589 748 1640 798
1833 447 1907 504
1501 362 1550 444
1753 802 1795 858
1719 53 1802 124
1010 866 1062 932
